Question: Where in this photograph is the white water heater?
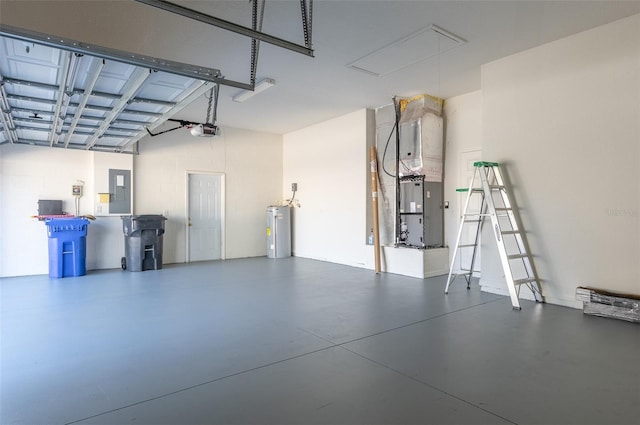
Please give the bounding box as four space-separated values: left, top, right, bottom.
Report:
266 206 291 258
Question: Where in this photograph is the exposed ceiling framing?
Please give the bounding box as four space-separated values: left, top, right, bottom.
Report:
0 34 215 153
0 24 225 86
0 0 315 153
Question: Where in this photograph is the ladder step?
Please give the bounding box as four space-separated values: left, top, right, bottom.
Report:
507 253 529 260
463 219 482 223
495 207 512 211
456 188 486 193
500 230 521 235
461 187 505 193
513 278 537 286
458 244 477 248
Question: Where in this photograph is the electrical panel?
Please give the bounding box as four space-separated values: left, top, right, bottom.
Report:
108 169 131 214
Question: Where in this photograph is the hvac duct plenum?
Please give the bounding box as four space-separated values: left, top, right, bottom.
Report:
267 206 291 258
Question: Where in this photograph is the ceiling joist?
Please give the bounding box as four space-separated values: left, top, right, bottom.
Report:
64 58 104 148
84 67 150 150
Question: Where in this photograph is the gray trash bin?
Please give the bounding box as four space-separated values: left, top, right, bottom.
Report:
121 215 167 271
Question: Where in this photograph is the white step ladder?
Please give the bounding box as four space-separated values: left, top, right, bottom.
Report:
445 161 543 310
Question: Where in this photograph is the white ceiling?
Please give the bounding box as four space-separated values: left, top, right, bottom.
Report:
1 0 640 136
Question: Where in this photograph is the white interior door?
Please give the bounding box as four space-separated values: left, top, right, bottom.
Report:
188 173 224 262
458 150 482 275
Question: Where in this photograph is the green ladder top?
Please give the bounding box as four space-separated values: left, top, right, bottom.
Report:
456 161 500 191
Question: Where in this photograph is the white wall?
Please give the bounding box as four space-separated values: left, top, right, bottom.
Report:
0 145 94 276
443 91 482 268
0 127 282 277
481 14 640 306
134 126 282 263
283 108 451 278
282 109 374 267
0 147 135 275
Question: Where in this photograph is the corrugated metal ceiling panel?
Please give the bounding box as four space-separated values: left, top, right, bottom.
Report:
0 35 210 153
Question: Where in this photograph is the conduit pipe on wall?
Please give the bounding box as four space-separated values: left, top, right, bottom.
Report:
370 146 382 273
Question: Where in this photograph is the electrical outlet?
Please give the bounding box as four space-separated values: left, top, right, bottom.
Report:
292 183 298 192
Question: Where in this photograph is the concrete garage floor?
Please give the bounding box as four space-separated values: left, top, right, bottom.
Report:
1 257 638 425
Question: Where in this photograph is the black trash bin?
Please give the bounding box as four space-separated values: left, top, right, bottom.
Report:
121 215 167 272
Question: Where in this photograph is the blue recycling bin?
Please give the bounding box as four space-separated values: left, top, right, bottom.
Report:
45 217 90 278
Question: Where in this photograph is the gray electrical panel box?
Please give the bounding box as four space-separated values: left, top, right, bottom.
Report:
109 169 131 214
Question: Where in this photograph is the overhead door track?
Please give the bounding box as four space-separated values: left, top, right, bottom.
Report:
133 0 314 57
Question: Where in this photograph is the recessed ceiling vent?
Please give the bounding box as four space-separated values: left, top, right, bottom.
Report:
347 25 465 77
